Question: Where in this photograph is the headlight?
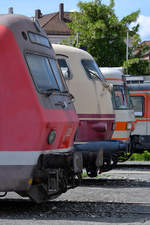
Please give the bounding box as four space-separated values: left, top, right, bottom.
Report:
48 130 56 145
126 122 132 130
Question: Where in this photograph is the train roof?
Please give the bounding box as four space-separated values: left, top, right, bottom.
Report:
125 75 150 84
0 13 48 40
0 14 33 28
52 44 93 60
100 67 123 79
128 83 150 91
99 67 124 85
0 14 55 58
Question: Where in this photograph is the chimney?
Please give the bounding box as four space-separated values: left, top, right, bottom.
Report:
8 7 13 14
59 3 64 21
35 9 42 19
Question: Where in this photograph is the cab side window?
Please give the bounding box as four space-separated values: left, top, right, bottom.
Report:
131 96 144 117
57 58 72 80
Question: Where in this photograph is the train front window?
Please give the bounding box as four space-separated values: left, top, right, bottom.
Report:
131 96 144 117
81 59 104 80
25 54 59 92
112 85 132 109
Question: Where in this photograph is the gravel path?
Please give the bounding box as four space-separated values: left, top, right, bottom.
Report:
1 166 150 225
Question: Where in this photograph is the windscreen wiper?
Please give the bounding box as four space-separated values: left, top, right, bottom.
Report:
40 88 60 96
89 69 110 89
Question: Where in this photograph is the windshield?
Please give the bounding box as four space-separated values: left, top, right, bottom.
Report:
131 96 144 117
112 85 133 110
25 54 65 92
81 59 104 80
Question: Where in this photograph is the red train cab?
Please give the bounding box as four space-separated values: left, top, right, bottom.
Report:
0 14 81 202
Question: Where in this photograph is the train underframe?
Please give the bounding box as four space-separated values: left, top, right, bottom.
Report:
26 140 129 203
131 135 150 153
0 140 130 203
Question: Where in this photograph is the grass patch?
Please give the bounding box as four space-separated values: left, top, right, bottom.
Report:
82 170 112 178
82 170 88 178
129 150 150 161
81 150 150 178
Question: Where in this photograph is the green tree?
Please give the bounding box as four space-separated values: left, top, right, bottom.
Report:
67 0 140 67
123 58 150 75
123 37 150 75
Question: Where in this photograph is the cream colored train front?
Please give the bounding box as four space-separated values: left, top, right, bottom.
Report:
53 44 115 143
52 44 131 172
101 67 135 146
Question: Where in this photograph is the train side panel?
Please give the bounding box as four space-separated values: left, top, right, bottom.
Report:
127 81 150 151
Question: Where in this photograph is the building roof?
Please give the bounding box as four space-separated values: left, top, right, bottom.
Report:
141 41 150 46
36 3 73 35
133 40 150 59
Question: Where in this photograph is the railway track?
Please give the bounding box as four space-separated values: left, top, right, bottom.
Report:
117 161 150 169
80 175 150 188
0 163 150 224
80 161 150 187
0 198 150 220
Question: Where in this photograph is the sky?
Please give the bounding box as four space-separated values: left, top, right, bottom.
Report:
0 0 150 42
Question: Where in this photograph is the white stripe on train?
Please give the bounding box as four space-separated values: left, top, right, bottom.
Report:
0 147 72 165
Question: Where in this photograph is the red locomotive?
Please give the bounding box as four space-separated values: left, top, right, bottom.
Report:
0 14 102 203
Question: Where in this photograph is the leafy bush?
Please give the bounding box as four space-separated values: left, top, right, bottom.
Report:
129 151 150 161
123 58 150 75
